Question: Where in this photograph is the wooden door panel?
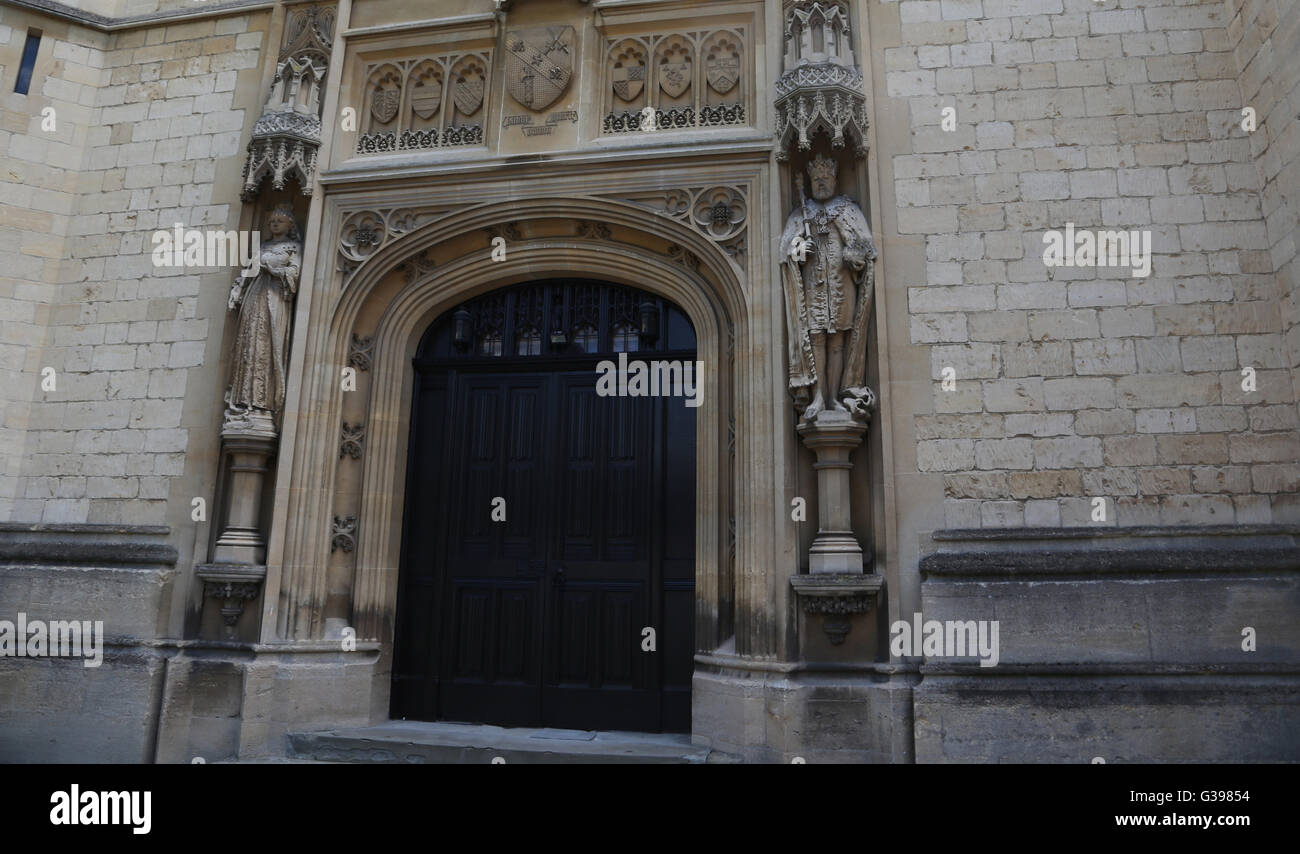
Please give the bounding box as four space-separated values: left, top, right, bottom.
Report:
393 281 697 733
438 373 550 725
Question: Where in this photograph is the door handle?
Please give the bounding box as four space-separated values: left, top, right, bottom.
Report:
552 565 566 587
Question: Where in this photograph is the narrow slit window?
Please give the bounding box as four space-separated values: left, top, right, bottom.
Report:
14 30 41 96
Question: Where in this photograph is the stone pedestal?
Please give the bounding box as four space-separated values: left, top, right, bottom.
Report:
212 412 277 565
200 410 277 637
797 409 867 574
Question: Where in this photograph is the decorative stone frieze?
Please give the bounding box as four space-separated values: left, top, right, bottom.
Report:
599 28 749 134
356 52 490 154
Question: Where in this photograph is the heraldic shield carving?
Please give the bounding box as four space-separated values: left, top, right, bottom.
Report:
506 25 575 111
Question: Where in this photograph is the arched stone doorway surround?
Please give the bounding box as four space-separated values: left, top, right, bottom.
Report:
254 160 792 744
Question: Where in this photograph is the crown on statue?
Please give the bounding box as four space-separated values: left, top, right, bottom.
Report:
808 154 837 182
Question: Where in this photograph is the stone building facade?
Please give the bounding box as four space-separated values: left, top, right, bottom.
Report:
0 0 1296 763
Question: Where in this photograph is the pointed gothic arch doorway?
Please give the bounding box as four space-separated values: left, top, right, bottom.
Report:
390 279 697 732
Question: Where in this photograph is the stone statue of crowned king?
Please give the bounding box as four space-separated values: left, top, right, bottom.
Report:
778 154 878 423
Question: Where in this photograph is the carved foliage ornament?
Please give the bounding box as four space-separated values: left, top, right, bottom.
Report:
348 334 374 372
336 208 443 280
331 515 357 553
340 421 365 459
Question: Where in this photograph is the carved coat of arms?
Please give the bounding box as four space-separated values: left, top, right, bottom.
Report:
706 53 739 95
371 87 399 123
659 60 691 98
505 26 575 111
455 75 485 115
410 83 441 120
612 63 645 101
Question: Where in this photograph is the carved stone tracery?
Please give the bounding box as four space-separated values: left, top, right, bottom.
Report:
621 185 749 261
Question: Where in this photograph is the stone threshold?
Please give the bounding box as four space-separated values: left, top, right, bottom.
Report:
287 721 711 764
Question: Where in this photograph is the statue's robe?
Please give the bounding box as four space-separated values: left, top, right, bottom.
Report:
778 195 877 410
226 238 301 417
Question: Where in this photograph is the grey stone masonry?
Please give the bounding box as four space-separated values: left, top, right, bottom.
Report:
889 0 1300 527
0 4 266 525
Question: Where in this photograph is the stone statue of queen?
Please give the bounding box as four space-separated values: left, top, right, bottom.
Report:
778 154 878 423
224 203 302 429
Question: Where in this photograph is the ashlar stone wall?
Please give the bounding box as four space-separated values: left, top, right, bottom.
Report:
0 5 267 525
1225 0 1300 436
884 0 1300 528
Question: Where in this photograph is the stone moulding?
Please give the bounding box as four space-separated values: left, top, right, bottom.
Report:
0 523 177 567
921 525 1300 579
790 573 884 645
292 195 745 649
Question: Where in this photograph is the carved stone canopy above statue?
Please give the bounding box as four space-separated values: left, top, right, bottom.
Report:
775 0 868 160
240 4 335 198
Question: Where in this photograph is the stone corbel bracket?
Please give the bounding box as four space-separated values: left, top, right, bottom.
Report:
195 562 267 638
790 573 883 645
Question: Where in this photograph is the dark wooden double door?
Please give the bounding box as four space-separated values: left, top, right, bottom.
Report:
392 281 696 732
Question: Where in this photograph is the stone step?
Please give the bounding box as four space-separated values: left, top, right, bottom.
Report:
288 721 712 764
